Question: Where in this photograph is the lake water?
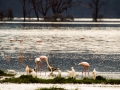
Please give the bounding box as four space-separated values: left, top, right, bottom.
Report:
0 20 120 79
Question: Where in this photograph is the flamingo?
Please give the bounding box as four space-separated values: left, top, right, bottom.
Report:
39 56 54 75
17 39 23 45
10 39 14 43
35 56 57 75
18 54 24 63
10 39 15 43
10 39 14 46
35 57 41 75
37 39 42 44
35 56 53 75
78 62 90 77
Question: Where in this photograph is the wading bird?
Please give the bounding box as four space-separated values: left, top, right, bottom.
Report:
10 39 14 45
71 67 77 79
35 57 41 75
78 62 90 77
7 69 16 74
92 68 97 80
39 56 54 74
37 39 42 44
25 65 32 75
17 39 23 45
48 66 57 76
35 56 53 76
57 68 61 77
66 70 73 78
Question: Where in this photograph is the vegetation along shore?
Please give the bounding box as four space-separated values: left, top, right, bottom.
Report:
0 69 120 84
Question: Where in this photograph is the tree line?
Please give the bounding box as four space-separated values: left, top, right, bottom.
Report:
0 0 109 22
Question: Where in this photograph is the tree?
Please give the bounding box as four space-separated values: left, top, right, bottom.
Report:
29 0 51 21
29 0 39 21
88 0 109 22
7 9 14 20
0 10 4 21
36 0 51 17
50 0 82 20
19 0 29 21
50 0 82 14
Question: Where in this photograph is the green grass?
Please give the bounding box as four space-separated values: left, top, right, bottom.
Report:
36 86 65 90
1 74 120 84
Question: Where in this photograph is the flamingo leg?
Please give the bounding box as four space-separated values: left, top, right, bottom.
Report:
42 61 46 76
36 61 40 76
88 68 90 77
85 68 86 77
82 67 84 77
43 62 46 76
36 64 38 76
40 62 44 76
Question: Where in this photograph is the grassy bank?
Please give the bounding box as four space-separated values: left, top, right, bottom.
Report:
36 87 66 90
0 74 120 84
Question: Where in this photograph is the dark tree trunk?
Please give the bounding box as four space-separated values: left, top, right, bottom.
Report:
94 0 99 22
31 0 39 21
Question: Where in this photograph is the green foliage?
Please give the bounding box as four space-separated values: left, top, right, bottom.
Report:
96 76 106 80
106 79 120 84
0 70 5 75
1 74 120 84
36 86 65 90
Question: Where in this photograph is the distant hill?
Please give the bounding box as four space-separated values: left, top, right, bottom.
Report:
0 0 120 18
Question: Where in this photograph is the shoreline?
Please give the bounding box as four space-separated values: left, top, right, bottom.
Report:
0 83 120 90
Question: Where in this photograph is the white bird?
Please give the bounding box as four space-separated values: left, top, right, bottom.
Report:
31 69 37 78
71 67 77 79
66 70 73 78
92 68 97 80
7 69 16 74
57 68 62 77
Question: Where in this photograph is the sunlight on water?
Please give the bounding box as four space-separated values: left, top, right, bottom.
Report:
0 22 120 77
0 29 120 54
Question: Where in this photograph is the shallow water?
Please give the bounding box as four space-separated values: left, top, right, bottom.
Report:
0 21 120 77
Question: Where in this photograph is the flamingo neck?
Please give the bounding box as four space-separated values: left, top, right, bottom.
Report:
46 59 51 68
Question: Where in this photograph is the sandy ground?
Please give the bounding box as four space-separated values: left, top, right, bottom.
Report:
0 83 120 90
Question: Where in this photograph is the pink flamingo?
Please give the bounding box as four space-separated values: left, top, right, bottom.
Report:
17 39 23 45
35 56 53 76
78 62 90 77
37 39 42 44
35 57 41 75
10 39 14 45
10 39 14 43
